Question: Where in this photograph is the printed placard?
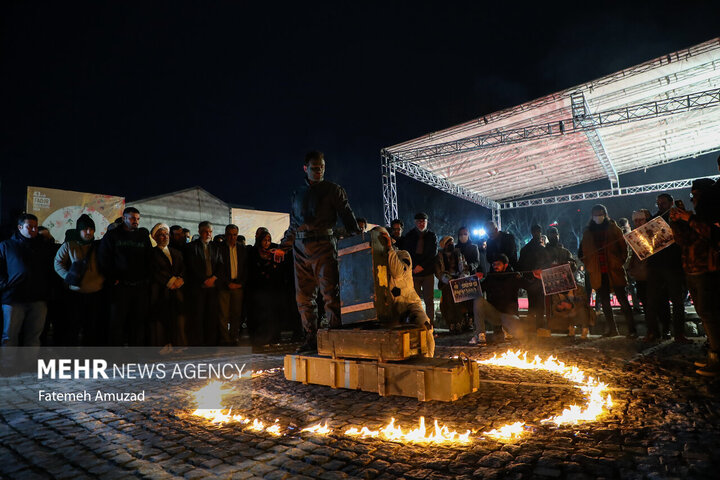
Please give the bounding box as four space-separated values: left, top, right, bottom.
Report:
624 216 675 261
450 275 482 303
540 264 577 296
26 186 125 242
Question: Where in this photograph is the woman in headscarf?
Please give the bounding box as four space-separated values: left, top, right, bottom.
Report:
149 223 187 348
435 235 469 333
579 204 636 338
246 228 299 345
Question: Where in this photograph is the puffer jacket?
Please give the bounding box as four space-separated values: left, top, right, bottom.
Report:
54 240 105 293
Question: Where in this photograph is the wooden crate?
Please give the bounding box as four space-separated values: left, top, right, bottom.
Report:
284 355 479 402
338 231 393 325
317 326 427 361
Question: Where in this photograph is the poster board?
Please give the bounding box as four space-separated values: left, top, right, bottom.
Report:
623 216 675 261
450 275 482 303
231 207 290 245
26 186 125 242
540 264 577 296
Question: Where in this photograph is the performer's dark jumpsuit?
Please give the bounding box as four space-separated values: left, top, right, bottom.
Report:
281 178 359 336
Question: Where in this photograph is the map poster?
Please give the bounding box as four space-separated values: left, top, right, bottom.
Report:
27 186 125 242
450 275 482 303
624 216 675 261
540 263 577 296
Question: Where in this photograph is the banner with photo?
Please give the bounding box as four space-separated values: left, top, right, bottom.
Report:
540 263 577 296
27 186 125 242
623 216 675 261
450 275 482 303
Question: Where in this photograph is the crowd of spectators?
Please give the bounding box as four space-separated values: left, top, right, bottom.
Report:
1 164 718 375
0 208 302 350
388 167 719 376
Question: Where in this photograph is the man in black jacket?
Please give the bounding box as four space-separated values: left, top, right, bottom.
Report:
481 254 535 340
276 151 360 353
518 224 552 330
456 227 480 274
97 207 152 346
402 212 438 325
184 221 222 346
0 213 55 346
486 221 518 269
646 193 688 342
216 224 248 346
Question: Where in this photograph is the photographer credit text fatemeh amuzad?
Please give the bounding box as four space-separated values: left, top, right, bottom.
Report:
188 350 614 445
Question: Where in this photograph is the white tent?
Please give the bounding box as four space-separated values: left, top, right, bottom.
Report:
231 207 289 245
128 187 231 234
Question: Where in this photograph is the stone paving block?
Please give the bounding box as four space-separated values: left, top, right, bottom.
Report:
184 467 213 479
319 471 350 480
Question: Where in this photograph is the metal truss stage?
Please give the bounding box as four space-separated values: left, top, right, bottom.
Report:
382 38 720 227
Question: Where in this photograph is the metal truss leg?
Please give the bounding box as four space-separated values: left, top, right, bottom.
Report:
492 206 502 231
381 151 398 226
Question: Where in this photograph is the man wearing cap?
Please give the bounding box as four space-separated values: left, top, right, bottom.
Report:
276 151 360 353
402 212 438 325
97 207 153 345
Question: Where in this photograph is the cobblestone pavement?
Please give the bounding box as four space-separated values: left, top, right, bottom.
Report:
2 332 720 479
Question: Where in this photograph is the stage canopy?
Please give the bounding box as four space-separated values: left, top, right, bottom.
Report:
382 38 720 224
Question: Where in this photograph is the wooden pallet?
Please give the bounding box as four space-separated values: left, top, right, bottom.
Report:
317 326 427 362
284 354 479 402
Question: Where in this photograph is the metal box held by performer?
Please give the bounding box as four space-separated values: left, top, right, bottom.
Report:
316 326 427 362
338 231 393 325
284 355 479 402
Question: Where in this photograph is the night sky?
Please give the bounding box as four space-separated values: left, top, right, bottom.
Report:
2 1 719 242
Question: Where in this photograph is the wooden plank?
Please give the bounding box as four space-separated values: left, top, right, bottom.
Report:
340 302 375 315
378 367 386 397
338 242 371 256
416 371 426 402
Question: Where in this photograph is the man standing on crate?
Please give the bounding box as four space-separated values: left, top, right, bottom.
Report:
275 151 361 354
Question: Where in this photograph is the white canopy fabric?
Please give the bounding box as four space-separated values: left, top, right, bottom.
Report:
231 208 289 246
385 38 720 202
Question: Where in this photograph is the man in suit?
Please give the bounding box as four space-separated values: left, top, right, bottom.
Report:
216 224 247 346
183 221 220 346
401 212 438 325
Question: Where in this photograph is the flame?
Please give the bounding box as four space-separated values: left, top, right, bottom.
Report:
266 420 282 436
189 350 616 445
478 349 613 431
483 421 525 441
345 417 471 444
301 422 332 434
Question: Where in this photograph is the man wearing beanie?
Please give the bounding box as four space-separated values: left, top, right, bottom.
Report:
97 207 152 346
402 212 438 325
53 214 105 345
